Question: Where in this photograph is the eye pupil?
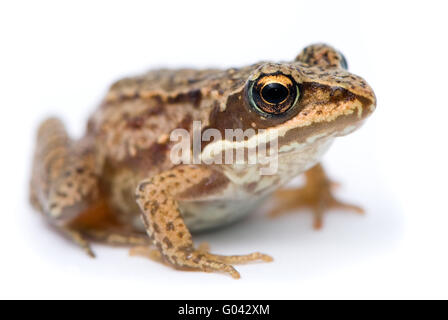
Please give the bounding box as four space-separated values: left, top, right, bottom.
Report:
261 83 289 104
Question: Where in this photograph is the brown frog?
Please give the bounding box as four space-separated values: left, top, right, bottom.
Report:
30 44 376 279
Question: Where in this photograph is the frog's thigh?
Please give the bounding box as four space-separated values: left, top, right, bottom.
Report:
270 163 364 229
30 118 102 256
135 166 272 279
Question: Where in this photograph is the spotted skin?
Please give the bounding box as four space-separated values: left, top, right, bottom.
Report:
295 43 347 69
30 118 100 221
30 44 376 278
30 118 151 254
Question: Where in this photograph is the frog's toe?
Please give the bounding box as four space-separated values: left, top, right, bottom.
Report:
183 249 272 279
329 197 364 214
203 251 274 264
62 228 96 258
188 252 241 279
311 195 364 230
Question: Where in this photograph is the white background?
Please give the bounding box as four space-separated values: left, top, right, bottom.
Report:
1 0 447 299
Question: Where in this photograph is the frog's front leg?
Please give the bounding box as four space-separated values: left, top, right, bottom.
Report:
270 164 364 229
135 166 272 279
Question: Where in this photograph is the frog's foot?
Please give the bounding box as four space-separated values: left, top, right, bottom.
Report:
270 164 364 229
135 165 272 279
130 242 272 279
180 248 272 279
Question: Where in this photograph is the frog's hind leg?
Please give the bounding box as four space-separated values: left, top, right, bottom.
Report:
269 164 364 229
30 117 103 256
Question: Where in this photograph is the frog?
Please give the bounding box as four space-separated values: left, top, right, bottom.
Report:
30 44 376 279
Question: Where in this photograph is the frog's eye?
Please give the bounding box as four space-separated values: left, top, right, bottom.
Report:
248 74 299 116
338 52 348 70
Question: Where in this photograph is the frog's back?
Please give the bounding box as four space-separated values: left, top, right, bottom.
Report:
86 67 258 167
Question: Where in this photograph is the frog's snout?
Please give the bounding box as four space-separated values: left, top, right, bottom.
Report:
360 84 377 118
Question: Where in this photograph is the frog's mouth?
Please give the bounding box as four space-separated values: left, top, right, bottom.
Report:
201 95 373 162
276 101 372 148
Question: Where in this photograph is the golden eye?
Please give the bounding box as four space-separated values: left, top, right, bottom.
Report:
248 74 299 116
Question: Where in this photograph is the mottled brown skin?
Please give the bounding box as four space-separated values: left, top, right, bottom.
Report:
30 44 376 278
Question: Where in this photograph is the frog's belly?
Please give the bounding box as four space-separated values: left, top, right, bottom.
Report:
180 196 268 232
130 195 268 233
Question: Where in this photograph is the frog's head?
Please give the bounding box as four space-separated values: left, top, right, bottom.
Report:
207 45 374 147
202 44 375 175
